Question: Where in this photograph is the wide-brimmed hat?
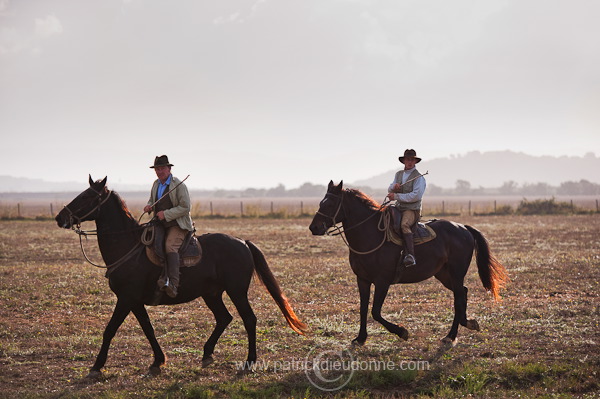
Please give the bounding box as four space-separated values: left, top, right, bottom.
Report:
150 155 174 168
399 149 422 164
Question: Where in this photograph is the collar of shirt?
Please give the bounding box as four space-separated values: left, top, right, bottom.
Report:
402 167 415 183
157 174 172 199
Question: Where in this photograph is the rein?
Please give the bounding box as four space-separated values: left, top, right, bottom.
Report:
74 228 144 271
318 191 392 255
67 189 147 272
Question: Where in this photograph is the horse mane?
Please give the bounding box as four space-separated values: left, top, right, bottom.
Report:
110 190 139 226
344 188 382 211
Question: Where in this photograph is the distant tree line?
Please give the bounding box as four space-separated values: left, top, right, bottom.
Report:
194 180 600 198
426 179 600 196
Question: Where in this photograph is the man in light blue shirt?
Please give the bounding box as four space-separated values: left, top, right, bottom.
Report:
144 155 194 297
387 149 427 267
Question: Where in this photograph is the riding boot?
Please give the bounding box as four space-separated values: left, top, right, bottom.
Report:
402 233 416 267
164 252 180 298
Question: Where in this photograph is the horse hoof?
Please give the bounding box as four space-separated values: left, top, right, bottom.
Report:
85 370 102 380
351 338 366 346
147 366 161 377
201 356 214 368
441 336 457 346
236 367 254 376
466 319 480 331
236 360 255 375
397 327 409 341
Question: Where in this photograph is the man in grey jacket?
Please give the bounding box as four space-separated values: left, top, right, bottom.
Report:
387 149 426 267
143 155 194 297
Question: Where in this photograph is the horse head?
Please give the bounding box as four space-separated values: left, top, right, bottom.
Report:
55 175 109 229
309 180 344 235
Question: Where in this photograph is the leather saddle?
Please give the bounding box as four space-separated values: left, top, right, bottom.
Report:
386 208 437 246
143 221 202 268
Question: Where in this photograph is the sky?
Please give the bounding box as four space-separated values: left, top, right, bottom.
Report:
1 0 599 190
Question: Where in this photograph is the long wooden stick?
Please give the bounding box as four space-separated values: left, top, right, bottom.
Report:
148 174 190 210
393 171 428 190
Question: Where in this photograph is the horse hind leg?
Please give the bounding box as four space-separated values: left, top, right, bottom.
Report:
435 271 478 344
227 290 257 370
201 293 233 368
462 287 480 331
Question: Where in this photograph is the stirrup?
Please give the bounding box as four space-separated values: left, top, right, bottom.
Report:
165 285 178 298
403 254 416 267
159 277 170 291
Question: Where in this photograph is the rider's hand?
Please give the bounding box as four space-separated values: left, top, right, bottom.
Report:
387 193 396 201
157 211 166 220
143 205 152 213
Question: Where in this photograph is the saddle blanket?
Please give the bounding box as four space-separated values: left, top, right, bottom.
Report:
142 223 202 268
145 239 202 268
387 221 437 246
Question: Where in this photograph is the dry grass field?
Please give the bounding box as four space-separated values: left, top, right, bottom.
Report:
0 215 598 398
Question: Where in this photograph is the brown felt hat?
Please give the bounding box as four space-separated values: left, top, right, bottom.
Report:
150 155 174 168
399 149 421 164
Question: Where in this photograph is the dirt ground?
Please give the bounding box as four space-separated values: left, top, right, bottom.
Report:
0 215 598 398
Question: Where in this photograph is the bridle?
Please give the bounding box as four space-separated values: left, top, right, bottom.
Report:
64 187 144 271
315 192 344 234
315 190 392 255
63 186 112 229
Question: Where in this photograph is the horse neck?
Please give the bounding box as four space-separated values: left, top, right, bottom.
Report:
95 193 140 262
341 193 382 241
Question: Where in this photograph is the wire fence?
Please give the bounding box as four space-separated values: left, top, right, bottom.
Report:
2 196 599 220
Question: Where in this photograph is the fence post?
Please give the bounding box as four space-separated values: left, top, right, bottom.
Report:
210 201 213 216
271 201 274 214
442 201 445 215
570 199 574 213
468 200 471 216
494 200 497 214
597 199 599 213
301 201 304 215
50 203 54 217
240 201 244 217
18 203 21 218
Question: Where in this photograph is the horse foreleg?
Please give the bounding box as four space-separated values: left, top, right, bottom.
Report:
131 303 165 376
88 298 131 378
372 282 408 341
352 277 371 346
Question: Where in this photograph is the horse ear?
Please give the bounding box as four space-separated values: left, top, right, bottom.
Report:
89 174 94 186
339 180 343 188
99 176 107 188
328 180 334 189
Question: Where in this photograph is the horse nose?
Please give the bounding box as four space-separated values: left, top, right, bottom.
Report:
55 211 70 228
309 223 323 236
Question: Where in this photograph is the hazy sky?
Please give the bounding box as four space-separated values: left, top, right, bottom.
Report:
1 0 598 190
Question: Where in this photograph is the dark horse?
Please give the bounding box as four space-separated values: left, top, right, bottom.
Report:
55 176 307 378
309 181 508 345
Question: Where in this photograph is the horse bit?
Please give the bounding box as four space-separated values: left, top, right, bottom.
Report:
63 188 144 271
315 191 392 255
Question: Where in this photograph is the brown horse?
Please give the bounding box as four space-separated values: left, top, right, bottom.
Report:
55 176 307 378
309 181 508 345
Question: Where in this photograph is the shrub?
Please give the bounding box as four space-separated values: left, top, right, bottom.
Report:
516 198 575 215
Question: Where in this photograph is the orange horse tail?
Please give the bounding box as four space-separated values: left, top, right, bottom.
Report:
246 240 309 335
465 225 509 301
